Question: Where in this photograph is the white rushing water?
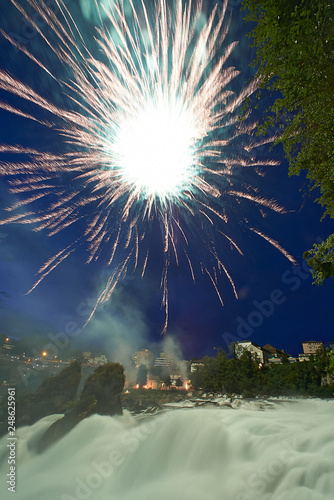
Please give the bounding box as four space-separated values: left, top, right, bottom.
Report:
0 399 333 500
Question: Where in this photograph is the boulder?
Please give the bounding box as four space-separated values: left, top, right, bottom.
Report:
37 362 125 452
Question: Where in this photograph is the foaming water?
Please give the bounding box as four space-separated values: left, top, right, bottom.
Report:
0 399 333 500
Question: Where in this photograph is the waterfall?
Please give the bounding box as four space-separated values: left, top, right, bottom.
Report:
0 399 333 500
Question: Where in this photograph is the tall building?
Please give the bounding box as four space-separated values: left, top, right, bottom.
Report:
302 341 323 355
154 352 174 369
132 349 154 368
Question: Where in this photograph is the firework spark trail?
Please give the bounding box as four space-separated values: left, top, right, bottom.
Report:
0 0 296 332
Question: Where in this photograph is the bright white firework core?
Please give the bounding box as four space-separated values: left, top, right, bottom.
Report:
115 99 199 199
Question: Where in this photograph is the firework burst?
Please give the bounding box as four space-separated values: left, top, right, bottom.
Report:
0 0 295 332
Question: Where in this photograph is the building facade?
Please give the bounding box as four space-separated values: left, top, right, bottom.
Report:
88 354 108 366
235 341 269 364
154 352 174 370
132 349 154 368
302 341 324 355
190 361 204 373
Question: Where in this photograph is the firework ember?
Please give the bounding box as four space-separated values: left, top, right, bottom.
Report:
0 0 295 332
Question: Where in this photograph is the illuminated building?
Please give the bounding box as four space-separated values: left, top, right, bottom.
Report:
132 349 154 368
154 352 174 370
234 341 269 364
88 354 108 366
191 361 204 373
302 341 324 355
3 337 14 351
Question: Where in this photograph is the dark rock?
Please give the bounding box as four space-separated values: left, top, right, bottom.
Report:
195 401 220 407
0 361 82 438
80 362 124 416
37 362 125 452
20 361 82 427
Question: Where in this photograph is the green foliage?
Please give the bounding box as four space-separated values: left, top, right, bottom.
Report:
163 375 171 388
82 362 125 399
280 351 290 364
242 0 334 281
190 348 333 397
303 235 334 284
329 348 334 375
62 400 77 413
175 377 183 387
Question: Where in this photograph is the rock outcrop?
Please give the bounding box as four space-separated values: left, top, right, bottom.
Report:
23 360 82 422
0 360 82 438
37 362 125 452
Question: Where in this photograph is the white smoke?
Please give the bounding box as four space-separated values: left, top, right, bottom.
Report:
160 334 189 380
82 283 150 385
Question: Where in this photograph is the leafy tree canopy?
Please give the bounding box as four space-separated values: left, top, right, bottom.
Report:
304 235 334 284
190 346 333 397
175 377 183 387
241 0 334 281
82 362 125 397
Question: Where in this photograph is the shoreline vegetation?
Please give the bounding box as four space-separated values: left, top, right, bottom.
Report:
241 0 334 282
190 348 334 399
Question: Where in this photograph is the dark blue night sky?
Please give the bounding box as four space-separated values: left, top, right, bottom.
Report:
0 0 333 361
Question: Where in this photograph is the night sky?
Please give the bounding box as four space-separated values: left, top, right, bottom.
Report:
0 0 333 362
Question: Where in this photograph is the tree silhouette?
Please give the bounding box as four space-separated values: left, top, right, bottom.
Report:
136 364 148 388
